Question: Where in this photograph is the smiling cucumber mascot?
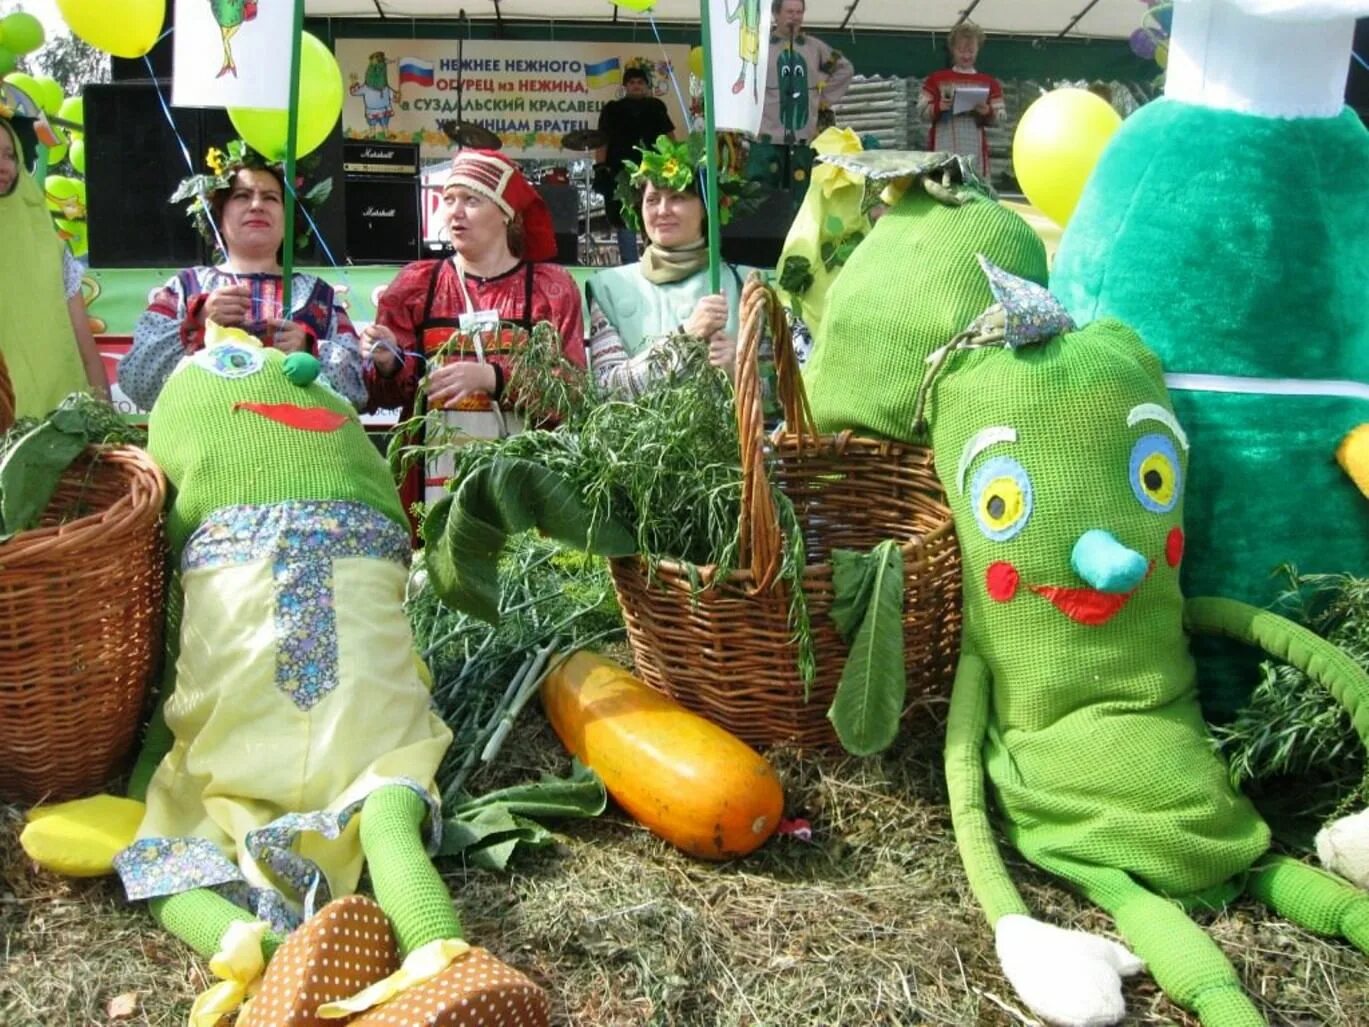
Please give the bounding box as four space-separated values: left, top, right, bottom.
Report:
1049 0 1369 715
927 265 1369 1027
104 327 548 1026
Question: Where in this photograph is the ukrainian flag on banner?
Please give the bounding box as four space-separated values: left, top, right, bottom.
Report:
584 57 622 89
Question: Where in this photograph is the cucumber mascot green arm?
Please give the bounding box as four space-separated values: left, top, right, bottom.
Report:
1050 0 1369 715
930 266 1369 1027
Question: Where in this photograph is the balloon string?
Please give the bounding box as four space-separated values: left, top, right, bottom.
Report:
142 53 235 279
1354 50 1368 72
646 14 710 209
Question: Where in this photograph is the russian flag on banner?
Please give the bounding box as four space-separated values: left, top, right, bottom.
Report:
584 57 622 89
398 57 436 88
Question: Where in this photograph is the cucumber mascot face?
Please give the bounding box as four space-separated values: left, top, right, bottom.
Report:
930 265 1369 1027
1050 0 1369 713
776 46 809 134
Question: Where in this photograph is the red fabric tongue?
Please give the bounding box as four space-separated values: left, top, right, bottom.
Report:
233 402 349 432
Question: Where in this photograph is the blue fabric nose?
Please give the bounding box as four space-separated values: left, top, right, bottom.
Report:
1070 529 1148 593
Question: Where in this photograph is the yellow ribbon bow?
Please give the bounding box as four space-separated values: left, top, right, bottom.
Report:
809 127 864 200
187 920 268 1027
317 937 472 1019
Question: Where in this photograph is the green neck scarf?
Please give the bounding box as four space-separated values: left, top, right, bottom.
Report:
639 238 709 285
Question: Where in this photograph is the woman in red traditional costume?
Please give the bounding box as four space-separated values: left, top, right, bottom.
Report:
360 150 585 517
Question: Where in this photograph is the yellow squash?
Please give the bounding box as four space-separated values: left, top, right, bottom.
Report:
542 650 785 860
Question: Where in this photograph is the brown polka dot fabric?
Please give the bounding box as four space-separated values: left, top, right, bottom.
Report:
240 895 399 1027
348 947 550 1027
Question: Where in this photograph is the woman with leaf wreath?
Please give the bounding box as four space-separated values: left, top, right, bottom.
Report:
121 141 367 412
584 134 761 399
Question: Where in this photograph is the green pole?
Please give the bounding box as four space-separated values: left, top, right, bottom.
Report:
698 0 722 293
281 0 306 314
33 143 49 189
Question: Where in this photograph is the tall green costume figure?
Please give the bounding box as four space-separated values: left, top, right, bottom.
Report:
114 327 548 1026
928 263 1369 1027
1050 0 1369 714
0 118 89 420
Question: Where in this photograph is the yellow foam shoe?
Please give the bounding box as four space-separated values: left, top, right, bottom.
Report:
20 794 145 877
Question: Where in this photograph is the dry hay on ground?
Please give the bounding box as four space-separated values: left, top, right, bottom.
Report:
4 705 1369 1026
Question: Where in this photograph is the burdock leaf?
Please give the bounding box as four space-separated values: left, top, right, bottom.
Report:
828 540 905 756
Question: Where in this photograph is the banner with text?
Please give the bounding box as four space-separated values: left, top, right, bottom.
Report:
335 39 693 163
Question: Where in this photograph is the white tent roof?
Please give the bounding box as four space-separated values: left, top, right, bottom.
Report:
303 1 1144 40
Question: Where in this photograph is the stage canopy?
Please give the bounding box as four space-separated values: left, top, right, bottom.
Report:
302 1 1142 40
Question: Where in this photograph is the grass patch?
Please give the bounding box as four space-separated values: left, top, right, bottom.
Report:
4 705 1369 1025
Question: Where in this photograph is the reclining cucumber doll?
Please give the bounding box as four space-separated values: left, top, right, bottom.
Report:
924 264 1369 1027
114 325 549 1026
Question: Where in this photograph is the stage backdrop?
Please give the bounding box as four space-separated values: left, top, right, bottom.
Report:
335 39 693 162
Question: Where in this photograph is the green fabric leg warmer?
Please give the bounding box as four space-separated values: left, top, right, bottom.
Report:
1249 854 1369 953
360 785 461 956
1066 864 1263 1027
149 889 281 961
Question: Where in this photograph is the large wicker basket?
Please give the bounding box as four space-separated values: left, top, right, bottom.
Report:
0 445 166 803
610 281 961 749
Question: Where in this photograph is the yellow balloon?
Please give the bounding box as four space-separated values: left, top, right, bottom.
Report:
1011 88 1121 228
56 0 163 59
611 0 658 10
688 46 705 80
228 33 344 161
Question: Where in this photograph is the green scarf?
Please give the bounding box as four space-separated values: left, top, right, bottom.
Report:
0 120 87 419
639 238 709 285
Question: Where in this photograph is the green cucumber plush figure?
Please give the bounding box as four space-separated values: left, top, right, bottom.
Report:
113 326 548 1026
929 264 1369 1027
1050 0 1369 715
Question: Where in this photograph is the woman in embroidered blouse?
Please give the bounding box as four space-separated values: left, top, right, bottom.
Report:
584 135 750 400
122 159 366 411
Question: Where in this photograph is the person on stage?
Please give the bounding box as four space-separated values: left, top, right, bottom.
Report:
123 141 365 412
757 0 854 146
918 21 1006 178
594 66 676 265
584 134 759 399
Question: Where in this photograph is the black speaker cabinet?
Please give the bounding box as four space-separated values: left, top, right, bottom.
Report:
720 188 795 269
345 177 420 264
85 82 347 267
535 183 580 266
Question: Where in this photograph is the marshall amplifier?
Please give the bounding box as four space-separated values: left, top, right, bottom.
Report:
342 140 420 177
344 141 420 263
345 177 421 264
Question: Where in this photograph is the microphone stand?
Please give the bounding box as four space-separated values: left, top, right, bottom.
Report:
456 9 466 146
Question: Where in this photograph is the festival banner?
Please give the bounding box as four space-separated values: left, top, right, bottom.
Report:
171 0 295 109
707 0 772 134
335 39 693 164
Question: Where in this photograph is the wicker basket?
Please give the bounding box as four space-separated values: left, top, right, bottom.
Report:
0 445 166 803
610 280 961 749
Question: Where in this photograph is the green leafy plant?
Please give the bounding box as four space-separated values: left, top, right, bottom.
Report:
827 540 906 755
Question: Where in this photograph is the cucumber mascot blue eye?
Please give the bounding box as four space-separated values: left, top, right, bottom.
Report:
927 264 1369 1027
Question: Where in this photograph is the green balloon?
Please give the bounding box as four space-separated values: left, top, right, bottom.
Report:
0 47 16 78
227 32 343 161
33 75 64 116
4 72 44 108
0 12 44 56
69 137 86 174
57 95 84 133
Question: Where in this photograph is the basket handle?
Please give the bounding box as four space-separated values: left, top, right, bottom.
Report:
735 275 816 592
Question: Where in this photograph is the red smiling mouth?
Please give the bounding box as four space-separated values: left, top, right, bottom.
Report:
233 402 348 432
1027 579 1145 626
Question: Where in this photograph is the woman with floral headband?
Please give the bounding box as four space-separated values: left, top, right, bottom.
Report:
584 134 757 399
360 148 585 514
121 141 367 411
0 114 109 419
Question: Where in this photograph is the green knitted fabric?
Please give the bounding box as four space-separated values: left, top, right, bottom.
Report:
1248 854 1369 951
147 341 406 554
802 184 1047 442
360 786 461 956
150 890 282 961
930 317 1269 898
1050 100 1369 714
